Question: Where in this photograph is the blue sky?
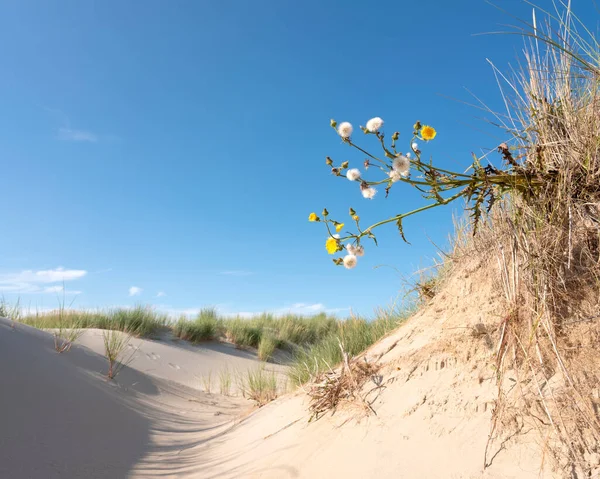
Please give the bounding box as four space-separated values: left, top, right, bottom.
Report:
0 0 568 317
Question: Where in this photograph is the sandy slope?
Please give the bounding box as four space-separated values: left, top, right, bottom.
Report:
0 257 563 479
200 259 555 479
73 328 288 393
0 319 276 478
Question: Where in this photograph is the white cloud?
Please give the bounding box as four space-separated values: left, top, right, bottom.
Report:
219 270 254 276
58 127 98 142
156 291 166 298
129 286 142 297
153 302 348 320
41 286 82 295
218 303 348 318
0 267 87 294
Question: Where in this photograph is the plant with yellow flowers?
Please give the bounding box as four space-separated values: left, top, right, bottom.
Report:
310 117 545 268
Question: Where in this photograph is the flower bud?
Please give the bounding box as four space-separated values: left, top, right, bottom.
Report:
322 208 329 217
392 132 399 141
331 168 341 176
326 156 333 166
330 119 337 128
349 207 356 216
341 161 349 169
413 121 421 131
352 215 360 222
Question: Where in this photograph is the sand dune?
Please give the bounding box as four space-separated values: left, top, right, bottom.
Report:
199 261 551 478
0 260 562 479
0 319 275 478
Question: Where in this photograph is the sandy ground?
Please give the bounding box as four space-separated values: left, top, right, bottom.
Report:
0 257 568 479
73 328 288 394
0 319 280 478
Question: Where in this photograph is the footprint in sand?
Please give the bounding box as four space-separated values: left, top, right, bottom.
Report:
168 363 181 370
145 352 161 360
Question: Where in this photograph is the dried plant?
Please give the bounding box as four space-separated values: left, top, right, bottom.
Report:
306 341 379 422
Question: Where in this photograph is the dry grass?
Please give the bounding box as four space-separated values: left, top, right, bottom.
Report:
443 6 600 473
306 341 380 422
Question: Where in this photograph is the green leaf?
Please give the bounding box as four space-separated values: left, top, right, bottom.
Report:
396 217 410 244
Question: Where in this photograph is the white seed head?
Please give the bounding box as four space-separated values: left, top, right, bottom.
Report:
361 186 377 199
411 142 419 151
354 245 364 257
346 168 361 181
365 117 384 133
405 152 411 158
343 254 358 269
388 170 402 183
392 155 410 177
337 122 353 139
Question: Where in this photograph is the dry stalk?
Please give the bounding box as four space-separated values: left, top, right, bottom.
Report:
307 341 379 422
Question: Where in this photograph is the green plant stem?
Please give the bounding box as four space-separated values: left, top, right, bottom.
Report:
359 190 465 239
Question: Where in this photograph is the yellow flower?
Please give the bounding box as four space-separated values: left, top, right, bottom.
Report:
335 223 344 233
352 215 359 222
421 125 437 141
309 212 319 222
325 237 338 254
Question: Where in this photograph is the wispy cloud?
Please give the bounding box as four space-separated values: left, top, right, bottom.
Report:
156 291 166 298
226 303 348 318
0 267 87 294
219 270 254 277
129 286 142 297
58 127 98 143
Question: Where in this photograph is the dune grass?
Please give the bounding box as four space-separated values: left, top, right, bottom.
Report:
9 299 411 394
219 368 232 395
102 329 136 380
257 334 278 361
238 367 279 406
172 309 340 354
173 308 221 342
18 306 168 338
289 305 410 386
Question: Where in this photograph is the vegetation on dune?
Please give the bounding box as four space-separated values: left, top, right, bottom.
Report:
237 367 279 407
172 309 340 352
289 306 409 386
305 3 600 474
102 329 136 380
18 306 169 337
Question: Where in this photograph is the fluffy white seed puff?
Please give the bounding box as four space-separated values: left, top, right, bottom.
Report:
361 186 377 199
392 155 410 177
346 168 361 181
388 170 402 182
337 122 353 139
411 142 419 151
346 243 365 256
343 254 358 269
366 117 384 133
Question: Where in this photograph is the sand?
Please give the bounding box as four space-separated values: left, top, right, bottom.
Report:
0 319 278 478
0 260 560 479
